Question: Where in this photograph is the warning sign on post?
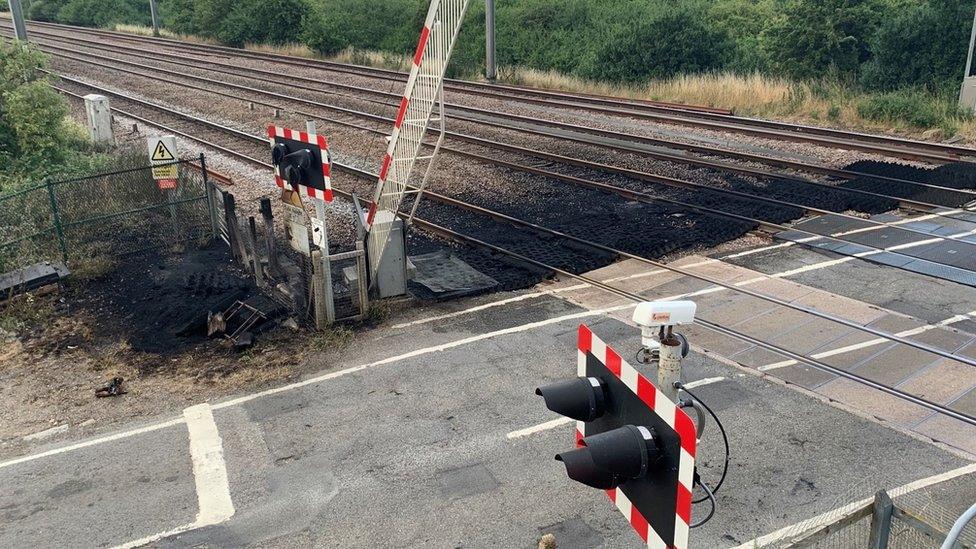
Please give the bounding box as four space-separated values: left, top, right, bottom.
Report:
147 135 179 190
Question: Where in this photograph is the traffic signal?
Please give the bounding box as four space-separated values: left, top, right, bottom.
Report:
536 324 698 549
267 125 334 202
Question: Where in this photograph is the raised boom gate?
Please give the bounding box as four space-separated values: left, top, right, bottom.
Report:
365 0 471 285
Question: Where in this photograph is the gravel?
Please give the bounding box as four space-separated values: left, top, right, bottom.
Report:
43 26 976 298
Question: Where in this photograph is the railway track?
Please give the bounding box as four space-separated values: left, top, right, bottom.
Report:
35 43 976 288
8 18 976 163
24 31 976 206
50 79 976 430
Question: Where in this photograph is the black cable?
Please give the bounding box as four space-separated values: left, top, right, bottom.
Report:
675 382 730 503
689 479 716 528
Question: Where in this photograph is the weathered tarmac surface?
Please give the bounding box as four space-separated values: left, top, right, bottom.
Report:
1 269 973 548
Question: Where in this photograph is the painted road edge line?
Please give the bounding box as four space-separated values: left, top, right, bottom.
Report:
507 417 575 440
0 418 185 471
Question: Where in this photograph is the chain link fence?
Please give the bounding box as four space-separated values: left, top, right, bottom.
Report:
764 480 976 548
1 155 217 276
3 152 368 330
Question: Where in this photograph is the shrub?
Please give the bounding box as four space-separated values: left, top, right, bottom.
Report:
861 0 971 93
0 42 98 191
26 0 62 21
161 0 199 34
855 89 963 129
708 0 777 73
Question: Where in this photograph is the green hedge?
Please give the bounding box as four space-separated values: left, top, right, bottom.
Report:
19 0 976 94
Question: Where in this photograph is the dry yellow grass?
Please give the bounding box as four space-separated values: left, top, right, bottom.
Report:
244 41 317 58
113 23 215 43
505 68 976 142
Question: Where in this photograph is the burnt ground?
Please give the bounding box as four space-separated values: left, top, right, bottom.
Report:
72 243 265 356
841 160 976 206
0 242 322 448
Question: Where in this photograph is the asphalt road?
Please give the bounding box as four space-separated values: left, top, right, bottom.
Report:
0 291 970 548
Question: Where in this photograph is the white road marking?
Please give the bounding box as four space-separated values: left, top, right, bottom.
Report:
391 291 556 328
389 266 681 330
733 461 976 549
184 404 235 525
759 310 976 372
4 232 967 469
1 304 634 469
109 404 235 549
682 376 726 389
717 212 976 279
110 523 197 549
0 418 184 470
506 417 575 440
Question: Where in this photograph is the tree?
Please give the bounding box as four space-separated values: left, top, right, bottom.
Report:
760 0 884 80
586 4 730 83
216 0 310 46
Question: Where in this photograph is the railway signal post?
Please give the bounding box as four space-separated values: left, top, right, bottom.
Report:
267 121 336 327
536 319 699 548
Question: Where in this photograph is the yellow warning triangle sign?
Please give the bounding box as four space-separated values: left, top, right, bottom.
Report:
151 140 176 161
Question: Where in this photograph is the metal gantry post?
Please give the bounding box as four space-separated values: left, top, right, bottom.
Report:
9 0 28 41
966 5 976 81
149 0 160 37
961 5 976 109
485 0 497 81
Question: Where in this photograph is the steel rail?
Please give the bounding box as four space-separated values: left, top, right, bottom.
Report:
10 20 973 163
51 78 976 374
53 86 976 429
29 33 974 201
414 218 976 429
40 53 976 257
9 17 733 116
20 17 976 162
42 61 976 289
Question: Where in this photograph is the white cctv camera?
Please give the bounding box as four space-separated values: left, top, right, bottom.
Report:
632 301 696 360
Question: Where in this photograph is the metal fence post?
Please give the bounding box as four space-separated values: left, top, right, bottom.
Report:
199 154 219 241
45 179 68 263
868 490 894 549
356 240 369 317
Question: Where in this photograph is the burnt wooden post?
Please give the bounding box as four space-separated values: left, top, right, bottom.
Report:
222 192 244 263
247 216 264 287
260 198 280 277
